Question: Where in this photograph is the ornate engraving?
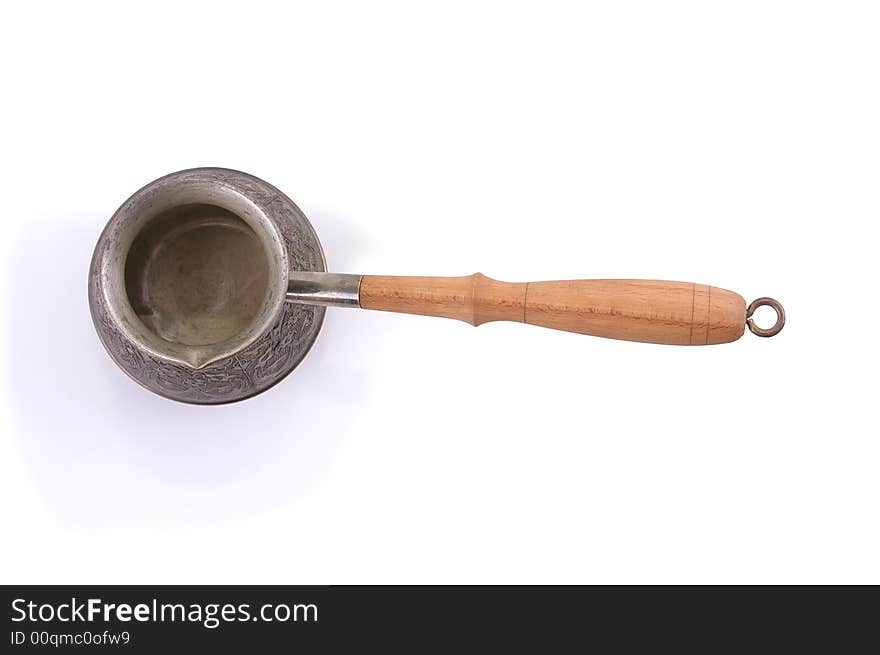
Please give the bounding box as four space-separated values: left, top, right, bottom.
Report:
89 169 326 404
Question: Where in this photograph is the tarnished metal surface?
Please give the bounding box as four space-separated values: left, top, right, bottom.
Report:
746 297 785 338
89 168 326 404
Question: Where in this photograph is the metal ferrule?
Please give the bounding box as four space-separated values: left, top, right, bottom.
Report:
286 271 362 308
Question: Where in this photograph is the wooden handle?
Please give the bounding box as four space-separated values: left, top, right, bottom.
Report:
359 274 746 345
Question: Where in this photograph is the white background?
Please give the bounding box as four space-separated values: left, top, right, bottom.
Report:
1 1 877 584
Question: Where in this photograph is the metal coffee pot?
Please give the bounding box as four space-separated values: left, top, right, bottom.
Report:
89 168 784 404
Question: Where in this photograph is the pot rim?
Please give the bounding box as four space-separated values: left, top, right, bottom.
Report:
92 167 290 370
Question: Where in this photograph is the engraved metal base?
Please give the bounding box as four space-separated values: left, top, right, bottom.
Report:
89 168 327 404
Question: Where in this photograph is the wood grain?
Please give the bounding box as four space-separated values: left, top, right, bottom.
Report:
359 275 746 345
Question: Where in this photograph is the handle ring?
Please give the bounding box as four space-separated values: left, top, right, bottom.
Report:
746 297 785 338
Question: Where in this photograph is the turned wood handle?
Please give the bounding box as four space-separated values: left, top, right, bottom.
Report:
359 274 746 345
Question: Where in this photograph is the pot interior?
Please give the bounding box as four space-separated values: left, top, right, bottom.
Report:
124 203 271 348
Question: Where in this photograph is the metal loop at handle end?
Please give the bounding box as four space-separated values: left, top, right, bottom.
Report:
746 297 785 338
